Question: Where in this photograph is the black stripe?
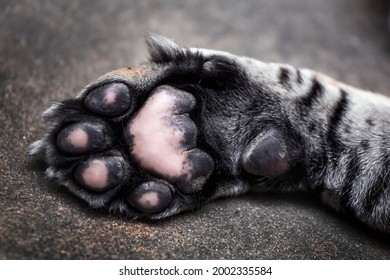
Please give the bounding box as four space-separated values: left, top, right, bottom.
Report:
279 67 291 86
326 89 349 160
339 149 361 212
299 78 324 109
328 90 354 211
329 89 349 127
296 69 303 84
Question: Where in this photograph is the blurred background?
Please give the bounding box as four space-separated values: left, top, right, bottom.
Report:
1 0 390 259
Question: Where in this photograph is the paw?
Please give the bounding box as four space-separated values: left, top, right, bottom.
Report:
29 34 268 220
30 80 215 219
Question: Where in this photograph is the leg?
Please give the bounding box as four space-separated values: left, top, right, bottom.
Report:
29 35 390 233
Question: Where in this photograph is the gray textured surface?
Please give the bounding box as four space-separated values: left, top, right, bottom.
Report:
1 0 390 259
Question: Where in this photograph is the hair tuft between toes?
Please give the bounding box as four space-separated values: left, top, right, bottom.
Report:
145 33 202 64
145 33 182 62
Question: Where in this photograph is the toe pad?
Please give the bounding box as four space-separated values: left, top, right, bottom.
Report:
84 83 132 117
57 122 110 155
74 157 125 192
128 181 172 214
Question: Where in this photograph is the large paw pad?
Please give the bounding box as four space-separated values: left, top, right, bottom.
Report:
126 86 214 194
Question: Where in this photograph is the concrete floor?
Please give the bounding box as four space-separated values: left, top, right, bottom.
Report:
1 0 389 259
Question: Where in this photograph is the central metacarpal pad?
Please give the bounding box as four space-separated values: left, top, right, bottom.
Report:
128 86 196 178
125 86 214 193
